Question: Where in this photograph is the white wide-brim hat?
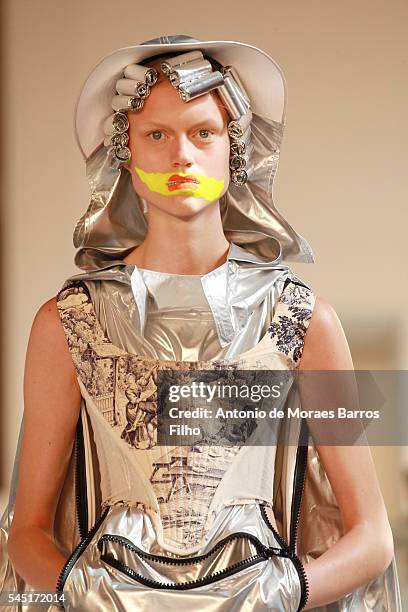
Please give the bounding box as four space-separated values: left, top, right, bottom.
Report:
73 34 315 270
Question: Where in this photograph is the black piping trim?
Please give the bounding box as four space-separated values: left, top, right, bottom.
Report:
97 530 296 591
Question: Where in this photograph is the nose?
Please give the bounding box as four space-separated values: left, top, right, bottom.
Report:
171 134 194 169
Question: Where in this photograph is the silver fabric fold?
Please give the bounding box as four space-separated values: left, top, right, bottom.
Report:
73 114 314 271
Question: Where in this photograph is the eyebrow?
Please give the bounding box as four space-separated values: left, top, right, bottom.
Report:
139 118 224 130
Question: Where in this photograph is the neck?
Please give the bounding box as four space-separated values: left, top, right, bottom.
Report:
123 201 231 274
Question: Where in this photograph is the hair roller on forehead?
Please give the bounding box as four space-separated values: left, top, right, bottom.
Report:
103 50 252 185
103 64 159 168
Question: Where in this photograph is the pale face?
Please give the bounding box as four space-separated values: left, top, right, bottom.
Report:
125 78 231 218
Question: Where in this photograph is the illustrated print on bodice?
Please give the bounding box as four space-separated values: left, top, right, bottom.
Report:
56 277 315 548
56 283 207 449
267 280 315 366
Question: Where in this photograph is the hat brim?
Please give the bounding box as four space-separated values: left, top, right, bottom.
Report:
75 39 286 160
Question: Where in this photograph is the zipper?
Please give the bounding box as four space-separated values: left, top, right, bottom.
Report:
74 416 88 540
289 419 309 552
55 506 109 593
97 531 293 590
56 416 109 594
260 417 310 611
289 418 310 611
259 504 291 551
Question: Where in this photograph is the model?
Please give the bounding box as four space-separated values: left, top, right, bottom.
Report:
0 34 402 611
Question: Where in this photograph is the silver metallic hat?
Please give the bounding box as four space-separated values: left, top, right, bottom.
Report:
73 34 315 270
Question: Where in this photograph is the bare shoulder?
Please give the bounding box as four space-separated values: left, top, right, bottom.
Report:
32 296 60 329
308 295 343 333
31 295 67 340
300 295 354 370
27 295 78 381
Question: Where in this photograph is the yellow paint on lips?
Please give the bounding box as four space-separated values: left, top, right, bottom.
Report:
134 167 225 201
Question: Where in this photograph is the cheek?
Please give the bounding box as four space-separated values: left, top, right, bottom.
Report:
224 140 231 172
202 139 231 178
130 169 154 201
130 171 144 194
221 135 232 167
220 143 232 188
220 138 232 194
204 139 231 197
129 138 145 169
127 153 149 196
128 130 152 169
128 143 156 194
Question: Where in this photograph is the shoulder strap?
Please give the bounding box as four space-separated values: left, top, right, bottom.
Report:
267 278 316 367
56 281 126 391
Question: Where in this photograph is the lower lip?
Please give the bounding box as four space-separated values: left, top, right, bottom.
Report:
167 181 199 192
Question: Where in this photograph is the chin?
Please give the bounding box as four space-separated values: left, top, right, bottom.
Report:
153 196 217 218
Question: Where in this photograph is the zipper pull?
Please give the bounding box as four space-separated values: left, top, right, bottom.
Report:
269 546 295 559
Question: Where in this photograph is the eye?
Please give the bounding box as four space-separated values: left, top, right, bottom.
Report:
197 129 214 139
148 131 165 141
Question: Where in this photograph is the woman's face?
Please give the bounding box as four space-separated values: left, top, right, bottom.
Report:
126 78 231 218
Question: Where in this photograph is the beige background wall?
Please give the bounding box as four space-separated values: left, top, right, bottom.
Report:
1 0 407 595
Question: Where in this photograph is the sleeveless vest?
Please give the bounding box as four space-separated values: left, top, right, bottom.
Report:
51 273 311 611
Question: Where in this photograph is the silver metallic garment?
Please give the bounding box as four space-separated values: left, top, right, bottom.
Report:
0 248 402 611
73 114 314 271
52 260 309 611
135 266 226 361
